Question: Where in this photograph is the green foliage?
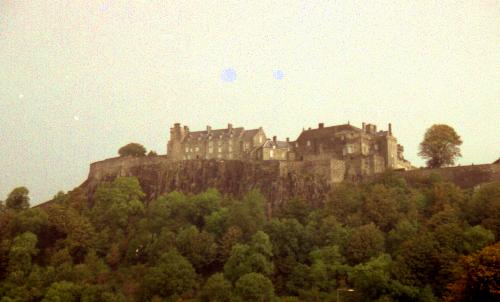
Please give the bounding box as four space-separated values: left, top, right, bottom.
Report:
224 243 273 283
346 223 385 264
118 143 147 157
419 124 462 168
234 272 275 302
5 187 30 210
176 225 217 271
142 249 197 300
199 273 232 302
0 180 498 301
42 281 80 302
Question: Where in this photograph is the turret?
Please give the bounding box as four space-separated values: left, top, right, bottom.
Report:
167 123 188 160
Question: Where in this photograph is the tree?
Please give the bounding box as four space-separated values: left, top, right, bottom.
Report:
224 244 273 283
142 250 197 300
5 187 30 210
118 143 146 157
346 223 385 265
199 273 232 302
419 124 462 168
176 225 218 271
41 281 80 302
234 273 275 302
444 242 500 302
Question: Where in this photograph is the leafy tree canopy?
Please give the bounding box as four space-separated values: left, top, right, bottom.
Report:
419 124 462 168
118 143 147 157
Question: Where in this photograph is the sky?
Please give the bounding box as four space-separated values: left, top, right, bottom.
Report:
1 1 499 205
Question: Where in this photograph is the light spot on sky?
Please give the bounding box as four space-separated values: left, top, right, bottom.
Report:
221 68 237 82
273 70 285 80
100 3 109 12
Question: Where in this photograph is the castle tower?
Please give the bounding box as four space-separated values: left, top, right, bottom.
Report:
167 123 187 160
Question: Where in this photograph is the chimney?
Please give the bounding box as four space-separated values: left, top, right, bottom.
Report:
228 123 233 130
286 137 290 142
318 123 324 129
183 125 189 132
273 136 277 143
174 123 181 128
207 125 212 133
388 123 392 135
362 122 366 132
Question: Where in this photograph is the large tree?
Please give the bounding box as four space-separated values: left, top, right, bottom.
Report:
5 187 30 210
419 124 462 168
118 143 147 157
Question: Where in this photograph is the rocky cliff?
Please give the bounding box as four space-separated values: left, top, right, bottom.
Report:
83 156 334 209
82 156 500 210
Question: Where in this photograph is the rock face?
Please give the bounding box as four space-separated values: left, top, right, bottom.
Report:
84 156 333 209
82 156 500 210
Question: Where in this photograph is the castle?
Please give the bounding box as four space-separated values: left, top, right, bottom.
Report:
167 122 413 179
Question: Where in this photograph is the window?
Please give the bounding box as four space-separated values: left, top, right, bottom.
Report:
185 147 189 152
346 145 354 154
195 147 199 152
270 150 274 158
229 146 232 152
282 152 286 159
218 147 222 153
209 147 213 154
307 140 311 147
259 136 263 143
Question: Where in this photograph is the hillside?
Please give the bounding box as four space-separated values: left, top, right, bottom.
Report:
1 161 499 301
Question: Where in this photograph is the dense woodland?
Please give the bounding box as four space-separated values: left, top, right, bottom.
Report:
0 174 499 301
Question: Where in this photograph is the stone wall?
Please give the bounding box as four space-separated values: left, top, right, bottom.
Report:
389 163 500 188
84 156 333 209
83 156 500 211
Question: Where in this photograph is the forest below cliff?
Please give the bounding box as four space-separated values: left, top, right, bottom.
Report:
0 174 499 302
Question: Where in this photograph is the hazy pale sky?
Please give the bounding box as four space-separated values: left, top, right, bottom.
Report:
1 1 499 205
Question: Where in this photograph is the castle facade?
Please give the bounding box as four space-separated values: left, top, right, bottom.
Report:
167 122 412 177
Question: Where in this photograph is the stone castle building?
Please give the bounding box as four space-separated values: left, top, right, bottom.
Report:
167 122 412 177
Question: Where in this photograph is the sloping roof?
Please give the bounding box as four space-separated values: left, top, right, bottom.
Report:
184 127 244 142
241 128 261 139
296 124 361 141
494 158 500 164
263 139 290 149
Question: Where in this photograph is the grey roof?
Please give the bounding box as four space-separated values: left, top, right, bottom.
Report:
296 124 361 141
182 126 261 142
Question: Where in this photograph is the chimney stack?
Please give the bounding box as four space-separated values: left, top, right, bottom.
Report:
273 136 277 143
388 123 392 135
362 122 366 132
207 125 212 133
286 137 290 142
318 123 324 129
